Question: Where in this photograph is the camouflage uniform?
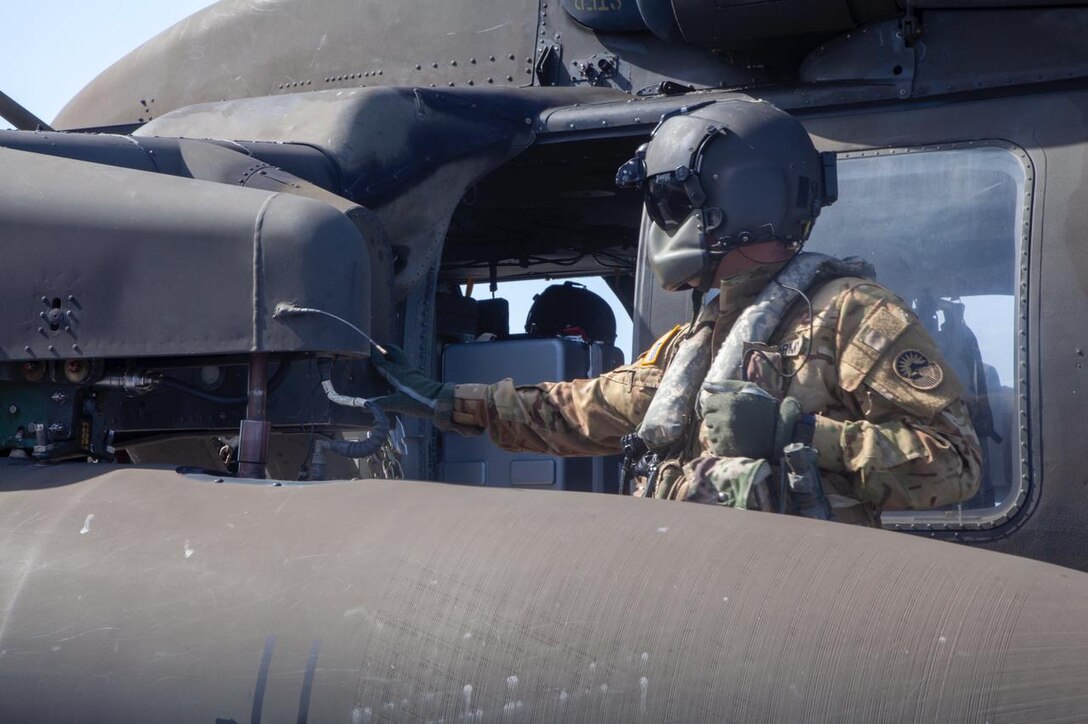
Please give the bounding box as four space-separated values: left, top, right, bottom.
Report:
444 265 982 526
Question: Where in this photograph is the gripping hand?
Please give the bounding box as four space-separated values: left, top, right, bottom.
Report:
370 344 454 418
700 381 805 460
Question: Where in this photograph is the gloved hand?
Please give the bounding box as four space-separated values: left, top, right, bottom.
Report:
699 381 806 461
370 344 454 418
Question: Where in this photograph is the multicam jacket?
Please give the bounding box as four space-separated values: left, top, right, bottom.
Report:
443 265 982 526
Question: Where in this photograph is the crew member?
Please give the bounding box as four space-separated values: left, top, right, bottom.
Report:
373 97 981 526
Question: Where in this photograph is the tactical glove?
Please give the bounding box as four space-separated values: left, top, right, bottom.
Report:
370 344 454 419
700 381 806 461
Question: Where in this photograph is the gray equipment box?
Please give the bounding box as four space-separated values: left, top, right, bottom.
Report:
441 337 624 492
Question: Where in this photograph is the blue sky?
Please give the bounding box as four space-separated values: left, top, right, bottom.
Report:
2 2 218 127
1 1 635 357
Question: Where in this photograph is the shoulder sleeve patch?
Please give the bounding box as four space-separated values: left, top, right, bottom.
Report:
839 299 965 420
864 347 964 420
639 324 683 367
834 284 966 420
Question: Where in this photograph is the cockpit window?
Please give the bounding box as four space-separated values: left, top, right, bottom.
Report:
805 144 1031 530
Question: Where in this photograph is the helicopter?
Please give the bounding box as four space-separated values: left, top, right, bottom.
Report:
2 0 1088 720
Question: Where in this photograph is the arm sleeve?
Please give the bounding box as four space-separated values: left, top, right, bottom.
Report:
811 284 983 510
443 363 662 457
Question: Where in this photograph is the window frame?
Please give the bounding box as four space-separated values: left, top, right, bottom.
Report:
821 141 1036 535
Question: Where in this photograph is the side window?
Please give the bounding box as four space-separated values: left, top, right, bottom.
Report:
805 145 1030 530
465 277 633 356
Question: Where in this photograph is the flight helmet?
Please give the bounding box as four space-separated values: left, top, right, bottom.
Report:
525 281 617 345
616 96 838 291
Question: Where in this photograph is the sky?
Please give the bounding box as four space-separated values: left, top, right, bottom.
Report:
1 1 636 359
2 2 219 128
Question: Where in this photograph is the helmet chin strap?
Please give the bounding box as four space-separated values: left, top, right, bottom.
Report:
692 252 724 293
691 236 802 293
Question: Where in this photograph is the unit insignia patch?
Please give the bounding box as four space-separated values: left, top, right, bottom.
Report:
893 349 944 390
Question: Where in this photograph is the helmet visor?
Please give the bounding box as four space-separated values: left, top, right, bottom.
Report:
645 172 697 232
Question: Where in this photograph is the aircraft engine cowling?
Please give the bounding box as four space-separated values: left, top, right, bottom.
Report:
0 147 371 361
1 464 1087 722
0 145 381 468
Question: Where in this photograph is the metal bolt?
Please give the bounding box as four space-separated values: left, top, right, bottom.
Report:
489 55 495 62
71 344 80 353
40 296 49 304
47 345 55 353
23 346 31 354
470 58 476 64
8 405 17 414
450 60 457 66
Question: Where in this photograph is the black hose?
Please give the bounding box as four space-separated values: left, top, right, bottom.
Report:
305 359 393 480
308 399 391 481
321 403 390 459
